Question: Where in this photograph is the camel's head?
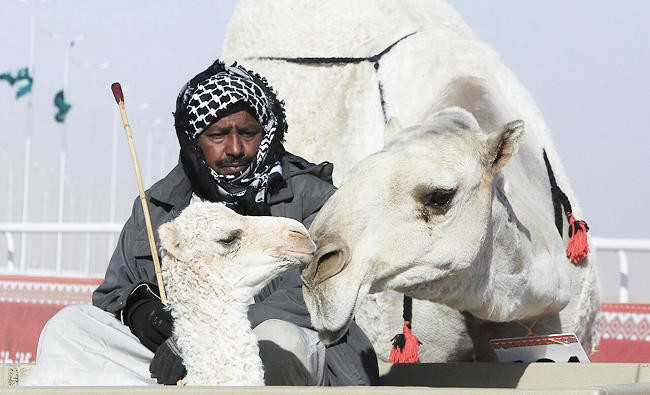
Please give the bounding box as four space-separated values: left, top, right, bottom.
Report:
302 107 524 344
159 202 316 301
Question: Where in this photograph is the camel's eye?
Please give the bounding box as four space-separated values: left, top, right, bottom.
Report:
424 189 456 208
413 185 456 221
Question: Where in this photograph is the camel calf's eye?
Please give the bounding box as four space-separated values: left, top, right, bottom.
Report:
218 236 237 245
425 189 456 207
216 229 242 246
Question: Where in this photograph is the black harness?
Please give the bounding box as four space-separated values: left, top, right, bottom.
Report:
245 31 417 123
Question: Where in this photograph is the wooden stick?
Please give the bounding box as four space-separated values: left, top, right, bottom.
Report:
111 82 168 306
112 83 181 386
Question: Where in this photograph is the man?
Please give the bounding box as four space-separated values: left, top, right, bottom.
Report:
28 60 377 386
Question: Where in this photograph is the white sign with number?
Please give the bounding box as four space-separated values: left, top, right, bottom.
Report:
490 333 590 363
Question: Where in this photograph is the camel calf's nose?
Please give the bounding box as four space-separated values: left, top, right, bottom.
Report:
301 240 349 289
286 227 310 240
283 225 316 257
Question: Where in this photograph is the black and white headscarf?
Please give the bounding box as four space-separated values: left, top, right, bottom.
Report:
175 61 288 214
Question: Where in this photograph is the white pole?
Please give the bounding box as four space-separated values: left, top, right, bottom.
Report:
55 145 66 273
55 40 72 273
40 174 49 267
159 143 166 179
145 123 153 188
617 250 629 303
19 135 31 272
159 133 174 179
84 185 92 274
7 162 14 222
19 0 36 272
151 118 162 181
108 107 119 257
5 233 15 272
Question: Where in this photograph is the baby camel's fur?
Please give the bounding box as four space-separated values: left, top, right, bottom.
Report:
159 202 315 385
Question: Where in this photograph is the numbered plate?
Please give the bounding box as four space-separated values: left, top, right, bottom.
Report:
490 333 590 363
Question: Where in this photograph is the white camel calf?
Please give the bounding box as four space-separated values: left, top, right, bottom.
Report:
158 202 315 385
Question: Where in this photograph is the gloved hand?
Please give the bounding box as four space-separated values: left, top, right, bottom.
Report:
123 283 173 352
150 337 187 385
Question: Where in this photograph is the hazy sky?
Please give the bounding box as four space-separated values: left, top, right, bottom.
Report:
0 0 648 299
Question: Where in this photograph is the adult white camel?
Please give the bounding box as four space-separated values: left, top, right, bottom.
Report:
222 0 600 361
159 202 315 385
302 108 599 361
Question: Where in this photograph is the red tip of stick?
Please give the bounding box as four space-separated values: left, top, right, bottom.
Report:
111 82 124 103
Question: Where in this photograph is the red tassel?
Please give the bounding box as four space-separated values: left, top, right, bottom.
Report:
389 321 420 363
566 212 590 264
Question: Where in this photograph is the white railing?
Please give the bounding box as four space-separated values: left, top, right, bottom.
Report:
591 237 650 303
0 225 648 302
0 223 123 233
0 223 122 276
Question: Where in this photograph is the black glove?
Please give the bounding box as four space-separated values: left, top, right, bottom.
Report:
150 337 187 385
123 283 173 352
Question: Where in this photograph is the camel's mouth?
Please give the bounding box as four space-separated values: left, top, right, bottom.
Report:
277 248 315 264
302 273 368 345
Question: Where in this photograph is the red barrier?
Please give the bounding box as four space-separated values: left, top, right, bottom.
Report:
589 303 650 362
1 275 648 363
0 275 101 363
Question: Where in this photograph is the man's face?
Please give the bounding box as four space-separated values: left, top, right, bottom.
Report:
197 107 263 176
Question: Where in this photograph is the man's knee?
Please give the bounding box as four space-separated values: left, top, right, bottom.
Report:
253 319 307 360
253 319 325 386
42 304 89 334
39 304 125 349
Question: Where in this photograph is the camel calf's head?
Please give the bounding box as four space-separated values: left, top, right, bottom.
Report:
159 202 316 301
302 107 524 344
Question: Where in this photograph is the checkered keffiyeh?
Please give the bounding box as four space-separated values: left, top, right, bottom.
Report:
183 64 283 206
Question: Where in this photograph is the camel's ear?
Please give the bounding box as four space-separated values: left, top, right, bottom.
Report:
384 117 403 143
486 120 524 176
158 221 185 260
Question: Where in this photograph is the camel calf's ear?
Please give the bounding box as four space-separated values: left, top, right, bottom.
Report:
158 221 185 260
486 120 524 176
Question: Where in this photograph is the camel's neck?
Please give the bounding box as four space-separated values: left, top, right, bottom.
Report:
444 176 571 322
164 262 264 385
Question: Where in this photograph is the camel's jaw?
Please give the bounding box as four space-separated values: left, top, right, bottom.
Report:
302 274 369 345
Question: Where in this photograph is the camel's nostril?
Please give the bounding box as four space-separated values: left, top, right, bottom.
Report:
301 241 349 288
313 249 347 285
317 250 339 266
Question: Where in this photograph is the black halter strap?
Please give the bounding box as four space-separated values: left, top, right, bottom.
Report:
543 149 573 236
246 32 417 123
403 294 413 325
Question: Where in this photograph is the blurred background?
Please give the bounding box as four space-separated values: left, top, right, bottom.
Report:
0 0 648 301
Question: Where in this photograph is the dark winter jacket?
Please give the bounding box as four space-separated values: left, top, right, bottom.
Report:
92 152 379 386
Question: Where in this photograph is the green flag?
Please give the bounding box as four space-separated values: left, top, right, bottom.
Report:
0 67 33 99
54 90 71 123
